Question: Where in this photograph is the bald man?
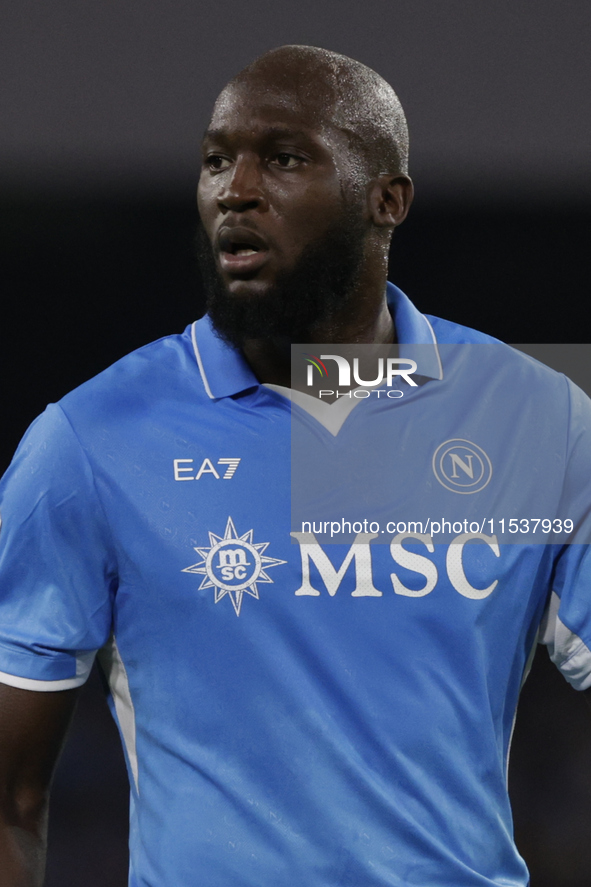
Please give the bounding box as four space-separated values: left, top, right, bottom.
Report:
198 45 412 365
1 45 591 887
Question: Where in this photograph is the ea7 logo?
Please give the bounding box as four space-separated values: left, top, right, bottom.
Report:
173 458 241 481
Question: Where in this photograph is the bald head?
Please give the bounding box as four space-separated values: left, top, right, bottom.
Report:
224 45 409 178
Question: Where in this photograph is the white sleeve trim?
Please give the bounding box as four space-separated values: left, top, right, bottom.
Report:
0 649 95 692
539 590 591 691
0 670 87 691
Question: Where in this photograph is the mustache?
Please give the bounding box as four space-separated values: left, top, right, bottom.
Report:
195 217 277 270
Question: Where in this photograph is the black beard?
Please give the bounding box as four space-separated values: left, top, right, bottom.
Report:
195 208 367 348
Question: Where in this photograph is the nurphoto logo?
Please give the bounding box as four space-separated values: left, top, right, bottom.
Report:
297 346 419 399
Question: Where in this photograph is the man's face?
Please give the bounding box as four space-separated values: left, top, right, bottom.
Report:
196 80 369 343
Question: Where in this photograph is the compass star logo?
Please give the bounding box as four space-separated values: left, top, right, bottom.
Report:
182 517 287 616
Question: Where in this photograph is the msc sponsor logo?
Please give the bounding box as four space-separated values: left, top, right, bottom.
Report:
183 520 501 615
290 531 500 601
182 517 286 616
432 439 492 494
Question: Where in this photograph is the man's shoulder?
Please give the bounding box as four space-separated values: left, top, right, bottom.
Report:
58 324 204 425
429 311 570 373
427 312 581 403
426 313 503 345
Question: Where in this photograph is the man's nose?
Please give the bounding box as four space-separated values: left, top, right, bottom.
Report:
218 157 267 213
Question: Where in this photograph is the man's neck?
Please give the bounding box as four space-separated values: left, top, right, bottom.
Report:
241 292 395 388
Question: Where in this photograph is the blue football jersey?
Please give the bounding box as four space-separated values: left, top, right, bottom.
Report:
1 283 590 887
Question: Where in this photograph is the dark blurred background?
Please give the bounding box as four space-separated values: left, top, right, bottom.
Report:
1 2 590 884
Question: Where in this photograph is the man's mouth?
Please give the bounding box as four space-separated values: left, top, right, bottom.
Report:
217 227 270 276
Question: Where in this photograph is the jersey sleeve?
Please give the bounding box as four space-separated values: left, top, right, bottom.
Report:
0 404 117 690
539 378 591 690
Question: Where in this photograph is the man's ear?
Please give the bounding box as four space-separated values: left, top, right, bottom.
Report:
368 174 414 229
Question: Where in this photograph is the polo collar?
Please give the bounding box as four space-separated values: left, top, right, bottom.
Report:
387 282 443 382
191 282 443 400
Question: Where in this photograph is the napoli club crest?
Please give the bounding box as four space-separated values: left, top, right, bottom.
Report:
182 517 287 615
432 439 493 494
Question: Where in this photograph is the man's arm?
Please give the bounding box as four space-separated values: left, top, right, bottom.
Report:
0 684 79 887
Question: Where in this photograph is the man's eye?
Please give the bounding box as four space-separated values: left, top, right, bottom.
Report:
207 155 232 171
273 153 301 168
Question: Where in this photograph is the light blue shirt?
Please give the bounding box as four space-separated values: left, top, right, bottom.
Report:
1 283 590 887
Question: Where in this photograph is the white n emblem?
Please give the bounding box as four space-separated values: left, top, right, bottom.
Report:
432 439 492 494
448 452 474 479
